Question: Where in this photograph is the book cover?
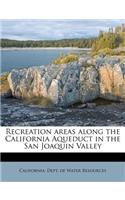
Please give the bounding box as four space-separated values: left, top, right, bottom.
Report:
0 19 125 182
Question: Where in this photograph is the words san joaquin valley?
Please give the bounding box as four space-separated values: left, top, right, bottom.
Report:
5 128 120 151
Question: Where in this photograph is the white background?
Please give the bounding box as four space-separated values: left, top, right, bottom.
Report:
0 0 125 19
0 126 125 152
0 0 125 199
